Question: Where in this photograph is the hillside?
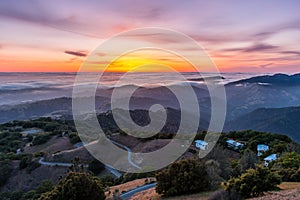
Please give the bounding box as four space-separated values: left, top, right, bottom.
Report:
225 106 300 143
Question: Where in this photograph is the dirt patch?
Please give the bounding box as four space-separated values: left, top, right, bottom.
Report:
132 139 171 153
110 134 141 149
279 182 300 190
1 163 67 192
131 189 212 200
47 146 94 163
24 136 74 155
130 187 160 200
250 189 300 200
106 178 155 199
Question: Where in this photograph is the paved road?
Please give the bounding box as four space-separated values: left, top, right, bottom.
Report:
120 183 156 200
39 139 139 178
105 164 122 178
38 157 73 167
111 140 141 169
39 157 121 178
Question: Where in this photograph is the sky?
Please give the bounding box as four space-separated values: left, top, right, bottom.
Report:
0 0 300 73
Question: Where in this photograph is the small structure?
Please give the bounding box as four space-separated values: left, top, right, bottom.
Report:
226 139 244 150
257 144 269 156
16 148 22 155
21 128 43 136
61 131 66 137
264 154 277 166
195 140 208 150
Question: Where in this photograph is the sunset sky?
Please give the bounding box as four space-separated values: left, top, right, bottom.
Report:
1 0 300 73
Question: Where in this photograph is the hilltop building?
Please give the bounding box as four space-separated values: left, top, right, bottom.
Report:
226 139 245 150
257 144 269 156
195 140 208 150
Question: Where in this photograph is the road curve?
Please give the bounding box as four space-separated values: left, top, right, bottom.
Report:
38 139 138 178
120 183 156 200
111 140 141 169
38 157 73 167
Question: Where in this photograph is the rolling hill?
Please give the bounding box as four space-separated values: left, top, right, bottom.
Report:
225 106 300 143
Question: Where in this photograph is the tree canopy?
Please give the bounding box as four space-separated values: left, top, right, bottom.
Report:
156 158 210 196
39 172 106 200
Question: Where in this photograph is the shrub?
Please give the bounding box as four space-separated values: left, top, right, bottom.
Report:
32 134 51 146
0 160 12 187
39 172 106 200
225 166 281 198
156 158 210 196
88 159 105 175
69 132 81 144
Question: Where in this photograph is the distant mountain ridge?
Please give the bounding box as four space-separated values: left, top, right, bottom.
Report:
1 73 300 143
227 73 300 86
225 106 300 143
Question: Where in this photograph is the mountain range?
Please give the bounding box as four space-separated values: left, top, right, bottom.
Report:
1 73 299 142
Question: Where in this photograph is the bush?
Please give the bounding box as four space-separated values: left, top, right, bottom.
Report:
0 132 23 153
156 158 210 196
0 160 12 187
32 134 51 146
100 175 115 187
69 132 81 144
19 156 30 169
39 172 106 200
225 166 281 198
271 152 300 181
88 159 105 175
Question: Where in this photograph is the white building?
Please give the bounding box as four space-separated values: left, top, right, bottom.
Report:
195 140 208 150
257 144 269 156
226 139 244 150
264 154 277 166
16 148 22 155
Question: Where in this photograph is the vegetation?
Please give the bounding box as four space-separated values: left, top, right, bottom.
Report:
68 132 81 144
1 116 300 200
0 160 12 187
88 159 105 175
39 172 106 200
225 166 281 198
0 181 55 200
31 133 52 146
271 151 300 181
0 131 23 153
156 158 210 196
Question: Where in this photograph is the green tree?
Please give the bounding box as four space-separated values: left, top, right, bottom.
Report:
0 160 12 187
206 145 232 179
239 149 259 172
156 158 210 196
39 172 106 200
271 152 300 181
88 159 105 175
225 166 281 198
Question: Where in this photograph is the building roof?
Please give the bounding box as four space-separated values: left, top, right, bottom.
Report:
226 139 244 146
264 154 277 161
195 140 208 146
257 144 269 151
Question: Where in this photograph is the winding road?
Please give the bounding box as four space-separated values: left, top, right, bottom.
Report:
38 157 73 167
38 139 140 178
111 140 141 169
120 183 156 200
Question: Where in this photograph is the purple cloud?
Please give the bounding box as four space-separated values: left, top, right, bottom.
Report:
64 50 87 57
244 43 278 52
259 63 274 68
223 43 278 53
281 51 300 55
